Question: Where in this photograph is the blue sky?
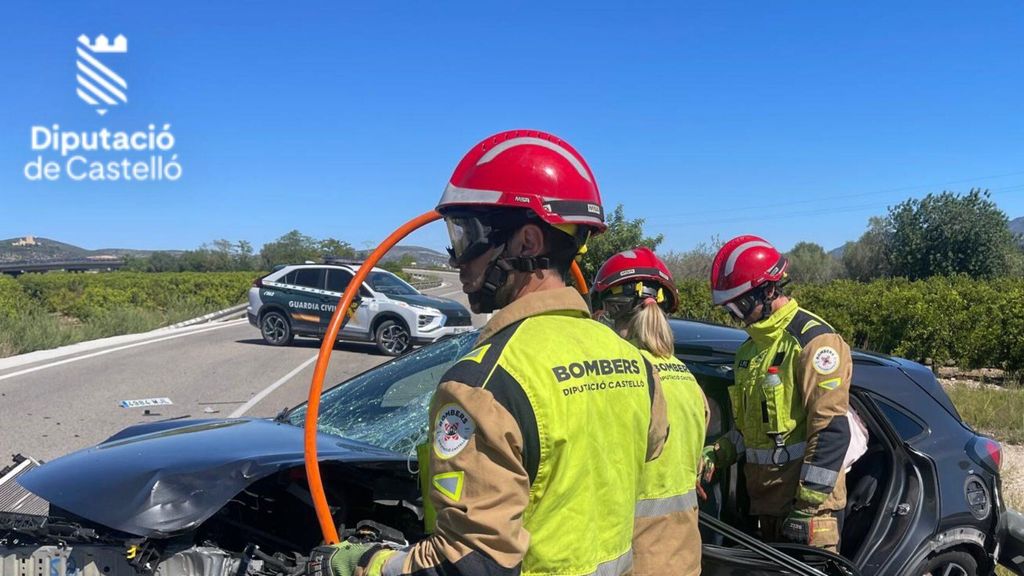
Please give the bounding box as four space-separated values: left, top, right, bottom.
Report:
2 1 1022 254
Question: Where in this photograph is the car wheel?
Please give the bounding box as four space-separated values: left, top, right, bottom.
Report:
260 311 294 346
916 550 978 576
375 319 410 356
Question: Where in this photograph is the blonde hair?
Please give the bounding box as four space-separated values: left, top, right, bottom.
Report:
623 299 674 358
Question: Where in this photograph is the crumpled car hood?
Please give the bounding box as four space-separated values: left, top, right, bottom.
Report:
18 418 404 538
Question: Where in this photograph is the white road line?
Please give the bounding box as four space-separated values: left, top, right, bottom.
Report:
0 319 247 384
436 288 465 298
230 354 318 418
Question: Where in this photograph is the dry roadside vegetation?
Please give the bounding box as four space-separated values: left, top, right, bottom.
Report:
0 271 257 358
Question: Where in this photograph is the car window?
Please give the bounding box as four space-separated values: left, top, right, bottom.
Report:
293 268 325 289
288 332 478 455
326 269 353 293
282 271 297 284
366 271 419 296
872 395 926 441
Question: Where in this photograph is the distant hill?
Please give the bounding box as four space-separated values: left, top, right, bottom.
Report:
0 236 164 264
828 243 848 261
357 244 449 267
1011 217 1024 237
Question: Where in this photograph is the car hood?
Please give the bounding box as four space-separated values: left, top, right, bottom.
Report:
18 418 403 538
388 293 469 315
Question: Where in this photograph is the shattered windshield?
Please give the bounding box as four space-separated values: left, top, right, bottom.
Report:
366 271 419 296
288 332 478 456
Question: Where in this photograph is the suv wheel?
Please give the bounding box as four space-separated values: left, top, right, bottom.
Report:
375 319 410 356
917 550 977 576
261 311 294 346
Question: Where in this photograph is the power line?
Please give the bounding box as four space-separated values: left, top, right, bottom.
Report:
644 170 1024 222
647 182 1024 227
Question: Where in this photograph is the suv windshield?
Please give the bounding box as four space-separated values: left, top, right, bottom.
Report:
366 271 419 296
288 332 478 455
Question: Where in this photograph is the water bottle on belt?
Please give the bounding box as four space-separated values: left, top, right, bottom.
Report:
762 367 787 464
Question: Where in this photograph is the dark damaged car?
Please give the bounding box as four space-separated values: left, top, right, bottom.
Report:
2 321 1023 576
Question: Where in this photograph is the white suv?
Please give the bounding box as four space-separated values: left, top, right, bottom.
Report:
247 263 473 355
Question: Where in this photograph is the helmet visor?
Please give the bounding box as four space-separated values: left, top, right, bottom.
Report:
445 214 496 265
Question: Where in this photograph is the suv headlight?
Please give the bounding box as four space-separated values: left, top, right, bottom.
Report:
418 315 438 327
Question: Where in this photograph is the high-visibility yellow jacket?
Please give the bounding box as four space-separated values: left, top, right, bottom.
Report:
634 349 707 576
717 299 852 516
369 287 669 576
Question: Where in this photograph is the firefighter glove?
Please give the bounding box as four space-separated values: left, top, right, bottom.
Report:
701 445 718 483
307 542 394 576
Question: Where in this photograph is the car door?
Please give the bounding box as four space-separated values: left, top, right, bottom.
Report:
325 267 372 338
285 267 326 336
700 512 860 575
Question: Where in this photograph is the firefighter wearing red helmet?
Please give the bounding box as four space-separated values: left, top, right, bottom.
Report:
592 247 709 576
318 131 668 576
702 235 852 551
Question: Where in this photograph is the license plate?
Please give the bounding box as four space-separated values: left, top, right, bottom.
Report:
120 397 174 408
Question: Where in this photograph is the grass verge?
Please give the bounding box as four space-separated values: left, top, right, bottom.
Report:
950 384 1024 575
947 385 1024 445
0 302 221 358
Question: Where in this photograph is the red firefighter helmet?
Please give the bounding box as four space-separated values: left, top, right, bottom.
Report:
592 247 679 314
436 130 606 231
709 235 789 306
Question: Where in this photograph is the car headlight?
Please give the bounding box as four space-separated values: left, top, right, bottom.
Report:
418 315 438 328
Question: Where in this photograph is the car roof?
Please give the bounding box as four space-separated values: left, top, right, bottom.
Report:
668 318 899 367
275 263 388 273
668 318 961 420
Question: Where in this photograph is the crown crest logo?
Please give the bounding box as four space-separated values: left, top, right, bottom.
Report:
77 34 127 53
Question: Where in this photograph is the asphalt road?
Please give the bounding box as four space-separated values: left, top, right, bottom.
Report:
0 270 479 462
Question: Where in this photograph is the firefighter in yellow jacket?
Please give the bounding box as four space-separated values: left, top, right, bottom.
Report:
311 130 669 576
702 235 852 552
592 247 709 576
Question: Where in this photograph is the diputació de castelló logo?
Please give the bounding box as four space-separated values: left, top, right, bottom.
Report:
23 34 182 183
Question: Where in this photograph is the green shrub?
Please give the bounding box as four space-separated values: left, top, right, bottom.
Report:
674 275 1024 371
0 276 32 321
15 271 256 319
0 271 259 358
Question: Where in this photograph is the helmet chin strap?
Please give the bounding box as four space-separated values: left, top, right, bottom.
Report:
467 245 552 314
757 283 782 322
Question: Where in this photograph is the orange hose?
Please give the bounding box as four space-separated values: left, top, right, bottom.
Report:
305 210 441 544
570 260 588 295
304 212 589 543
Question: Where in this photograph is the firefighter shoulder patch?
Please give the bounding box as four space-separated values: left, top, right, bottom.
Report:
812 347 840 375
434 403 475 459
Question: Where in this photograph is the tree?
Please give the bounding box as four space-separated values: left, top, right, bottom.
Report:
578 205 663 280
842 216 892 282
885 189 1017 279
147 251 182 272
235 241 256 271
660 236 722 281
318 238 356 260
260 230 321 268
785 242 843 284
